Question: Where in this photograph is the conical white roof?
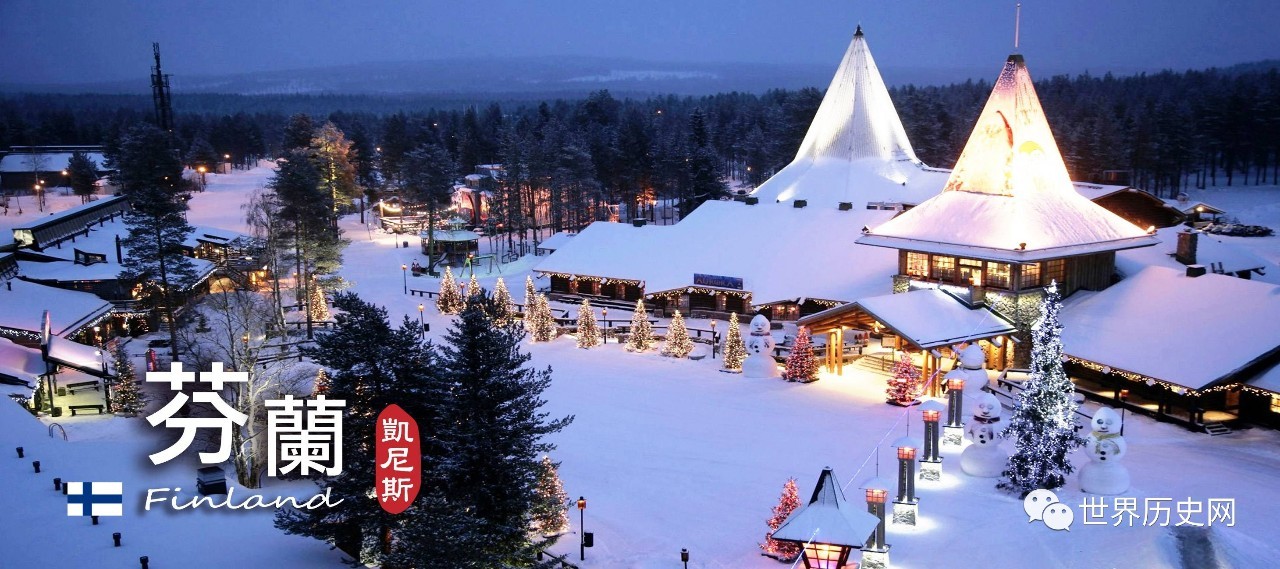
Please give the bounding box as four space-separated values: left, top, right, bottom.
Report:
771 467 880 546
751 26 946 206
858 54 1156 262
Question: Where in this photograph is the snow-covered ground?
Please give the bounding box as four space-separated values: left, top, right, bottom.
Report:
6 164 1280 567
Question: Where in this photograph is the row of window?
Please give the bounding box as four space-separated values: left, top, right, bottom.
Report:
905 252 1064 289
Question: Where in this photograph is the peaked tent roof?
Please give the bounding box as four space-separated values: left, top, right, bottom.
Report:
750 26 948 207
771 467 880 546
857 54 1157 262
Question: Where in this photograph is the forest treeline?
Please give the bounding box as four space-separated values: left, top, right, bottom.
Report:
2 61 1277 207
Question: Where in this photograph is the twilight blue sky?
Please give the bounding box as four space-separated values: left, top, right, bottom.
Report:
2 0 1278 84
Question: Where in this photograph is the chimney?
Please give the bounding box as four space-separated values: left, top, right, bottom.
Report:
838 202 853 211
744 196 759 205
793 199 808 209
1186 264 1206 278
631 218 647 228
967 285 986 307
1175 231 1197 265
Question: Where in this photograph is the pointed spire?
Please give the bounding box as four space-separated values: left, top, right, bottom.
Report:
771 467 880 546
857 54 1155 260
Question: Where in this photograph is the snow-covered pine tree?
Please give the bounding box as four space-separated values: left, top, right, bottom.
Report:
531 455 571 536
661 310 694 358
576 299 600 348
307 275 330 322
466 272 480 299
110 344 146 416
436 266 463 314
626 298 654 352
530 293 558 342
312 368 330 395
525 275 536 309
783 327 818 382
492 277 515 324
723 312 747 372
999 282 1085 494
759 477 802 561
886 353 922 405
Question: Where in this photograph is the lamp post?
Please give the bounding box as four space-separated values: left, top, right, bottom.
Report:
601 307 608 343
34 183 42 212
577 496 587 561
93 325 101 347
944 378 966 447
893 437 920 526
61 169 69 192
1118 389 1129 436
417 304 425 340
920 401 945 481
862 479 891 565
224 154 231 171
709 319 717 359
680 548 689 569
401 264 408 294
197 165 207 189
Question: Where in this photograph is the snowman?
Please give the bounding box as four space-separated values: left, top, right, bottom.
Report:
948 343 991 398
742 314 780 378
960 392 1008 477
1078 407 1130 494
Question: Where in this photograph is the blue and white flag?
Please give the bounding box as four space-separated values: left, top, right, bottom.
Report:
66 482 124 517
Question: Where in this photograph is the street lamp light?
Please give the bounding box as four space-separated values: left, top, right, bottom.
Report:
197 165 207 189
709 319 717 358
577 496 587 561
601 307 608 343
418 304 425 339
1118 389 1129 436
401 264 408 294
681 548 689 569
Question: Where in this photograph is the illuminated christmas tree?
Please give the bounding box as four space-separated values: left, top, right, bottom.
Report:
999 282 1085 494
313 368 330 395
886 353 922 405
661 310 694 358
110 344 146 416
307 276 330 322
530 294 558 342
492 277 515 324
576 299 600 348
626 298 654 352
524 276 537 333
466 272 480 299
436 266 464 314
530 455 570 536
783 327 818 382
759 477 802 561
722 312 746 372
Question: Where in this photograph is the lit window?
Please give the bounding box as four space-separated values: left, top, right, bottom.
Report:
1044 259 1066 286
931 256 956 282
959 258 984 286
1271 395 1280 414
906 252 929 278
1019 263 1041 289
987 262 1011 288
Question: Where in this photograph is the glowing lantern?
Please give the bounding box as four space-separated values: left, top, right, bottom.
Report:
771 468 880 569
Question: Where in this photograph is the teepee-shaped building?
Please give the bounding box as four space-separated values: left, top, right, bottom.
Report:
750 26 947 208
856 53 1157 364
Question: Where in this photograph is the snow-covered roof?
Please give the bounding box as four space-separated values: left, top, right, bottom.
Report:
771 468 879 547
184 225 252 249
1246 361 1280 394
0 152 107 173
0 338 44 385
536 231 575 252
1061 266 1280 390
1163 198 1225 215
799 288 1017 348
537 202 903 306
18 216 216 288
858 55 1157 262
1116 228 1275 283
0 279 111 337
1072 183 1132 201
750 26 950 207
45 335 111 376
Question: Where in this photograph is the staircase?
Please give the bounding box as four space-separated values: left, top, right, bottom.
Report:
1203 422 1232 436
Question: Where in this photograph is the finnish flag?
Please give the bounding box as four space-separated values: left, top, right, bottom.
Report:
66 482 124 517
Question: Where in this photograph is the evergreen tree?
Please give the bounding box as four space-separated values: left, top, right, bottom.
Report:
999 283 1086 494
429 293 574 564
525 275 536 308
626 298 654 352
108 123 195 362
280 113 315 152
530 294 558 342
492 277 515 324
530 456 571 536
310 122 360 229
466 272 481 299
276 293 442 565
307 275 330 322
661 310 694 358
783 327 818 382
109 344 146 416
66 151 98 203
575 299 600 348
722 312 746 372
312 368 330 395
185 136 220 174
759 477 802 561
436 266 464 314
401 142 456 273
887 354 923 405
